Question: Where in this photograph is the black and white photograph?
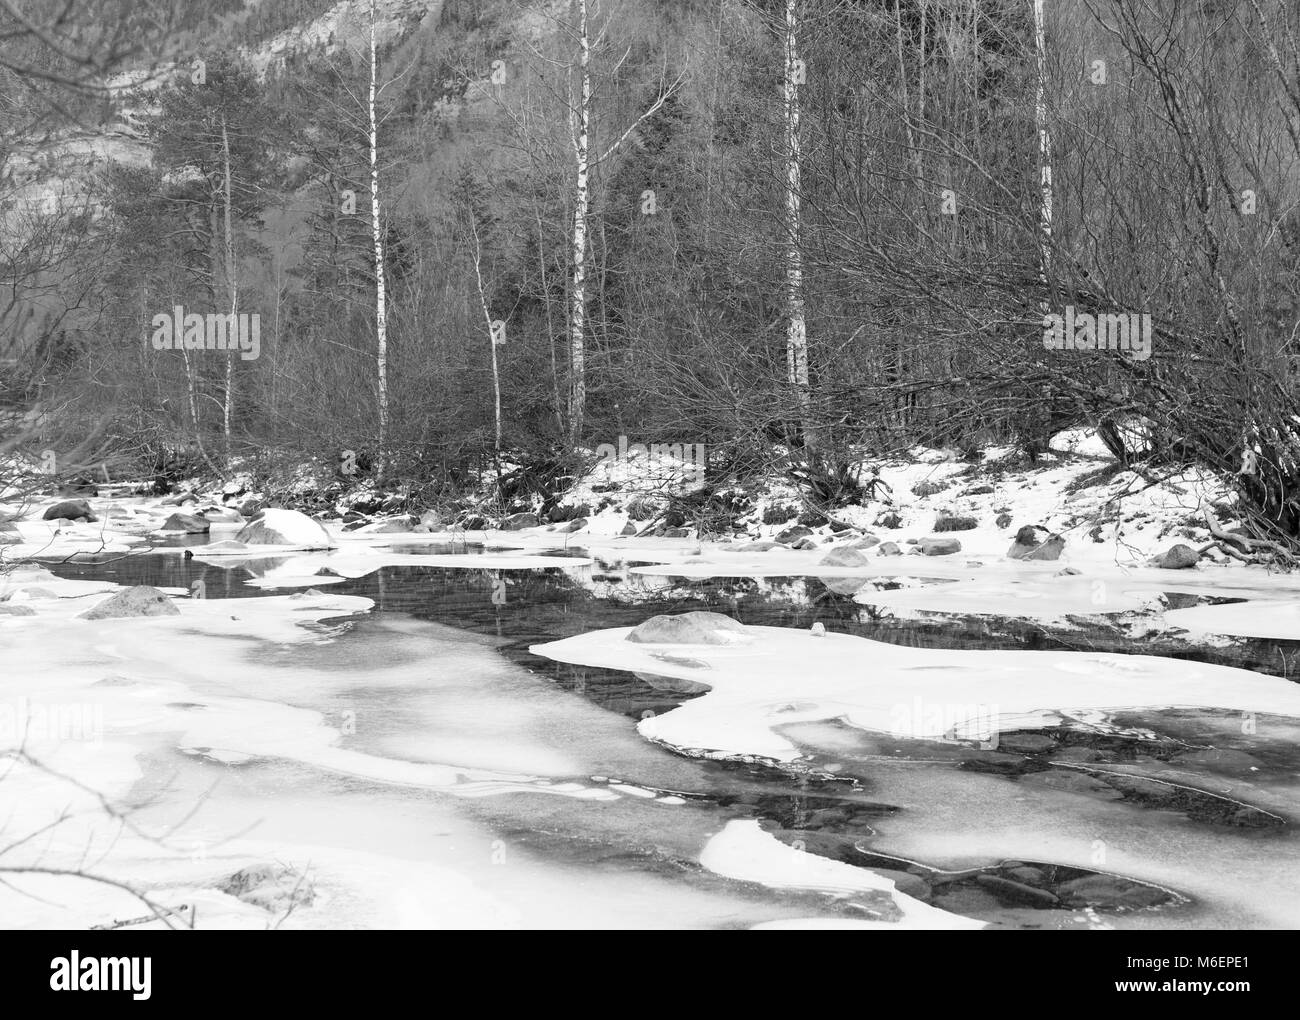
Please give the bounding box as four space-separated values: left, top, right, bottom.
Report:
0 0 1293 956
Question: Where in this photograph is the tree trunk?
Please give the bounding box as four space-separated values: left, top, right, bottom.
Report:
568 0 591 446
783 0 812 444
221 114 237 468
369 0 390 476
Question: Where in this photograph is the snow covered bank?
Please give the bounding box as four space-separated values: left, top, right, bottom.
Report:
531 616 1300 762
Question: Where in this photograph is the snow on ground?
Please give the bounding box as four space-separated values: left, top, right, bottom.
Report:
531 621 1300 762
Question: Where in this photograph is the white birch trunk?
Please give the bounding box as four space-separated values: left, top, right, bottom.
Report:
783 0 811 440
1033 0 1053 286
470 214 502 463
221 114 236 468
370 0 389 473
568 0 591 445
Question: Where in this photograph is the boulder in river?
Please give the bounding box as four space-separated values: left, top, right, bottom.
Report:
775 525 813 544
626 611 749 645
818 546 870 568
159 512 210 534
43 499 95 522
500 512 540 530
1150 544 1200 569
916 536 962 556
877 541 903 556
235 508 334 549
1007 526 1065 561
78 585 180 620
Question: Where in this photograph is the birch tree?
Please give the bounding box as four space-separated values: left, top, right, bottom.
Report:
1034 0 1053 291
782 0 811 445
551 0 684 445
368 0 390 477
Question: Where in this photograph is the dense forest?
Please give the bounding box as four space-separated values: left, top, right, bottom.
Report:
3 0 1300 544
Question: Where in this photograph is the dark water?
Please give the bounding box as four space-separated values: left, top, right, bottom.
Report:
42 548 1300 928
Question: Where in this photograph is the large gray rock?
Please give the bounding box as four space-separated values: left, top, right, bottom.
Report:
43 499 95 522
160 512 210 534
846 534 881 550
626 611 749 645
819 546 870 568
559 517 588 533
1007 526 1065 561
775 525 813 544
500 512 540 531
1151 544 1200 569
877 541 903 556
78 585 180 620
917 536 962 556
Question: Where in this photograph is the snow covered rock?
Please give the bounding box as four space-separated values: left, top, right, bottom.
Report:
500 512 540 530
818 546 870 568
199 506 244 523
43 499 95 522
626 611 750 646
1151 544 1200 569
845 533 881 550
775 525 813 544
235 508 335 549
877 541 903 555
78 585 179 620
1007 526 1065 561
